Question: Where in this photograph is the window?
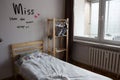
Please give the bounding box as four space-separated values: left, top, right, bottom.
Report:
104 0 120 41
74 0 120 44
74 0 99 38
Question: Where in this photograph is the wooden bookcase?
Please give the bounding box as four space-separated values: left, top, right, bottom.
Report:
47 18 69 61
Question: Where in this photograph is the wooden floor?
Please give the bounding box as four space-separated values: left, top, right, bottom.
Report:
70 59 120 80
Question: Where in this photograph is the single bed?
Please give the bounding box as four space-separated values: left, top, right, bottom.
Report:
11 40 113 80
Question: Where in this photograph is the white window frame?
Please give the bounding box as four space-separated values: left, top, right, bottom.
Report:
74 0 120 46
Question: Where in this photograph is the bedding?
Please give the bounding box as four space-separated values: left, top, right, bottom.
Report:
15 50 41 66
16 52 112 80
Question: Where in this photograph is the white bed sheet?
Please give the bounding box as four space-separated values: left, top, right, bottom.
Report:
18 53 112 80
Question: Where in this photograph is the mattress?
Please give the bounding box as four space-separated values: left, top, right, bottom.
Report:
16 52 112 80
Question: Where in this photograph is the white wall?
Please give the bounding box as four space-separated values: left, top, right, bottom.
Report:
0 0 65 79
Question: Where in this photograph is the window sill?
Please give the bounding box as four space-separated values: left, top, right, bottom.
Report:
74 39 120 49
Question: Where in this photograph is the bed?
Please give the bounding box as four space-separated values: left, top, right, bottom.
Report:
11 40 113 80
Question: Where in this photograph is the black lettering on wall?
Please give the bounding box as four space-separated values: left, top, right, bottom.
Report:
24 8 26 15
17 26 25 28
27 9 31 15
26 21 33 23
31 9 34 15
17 26 29 29
20 18 25 21
13 3 23 15
12 3 34 15
9 17 17 20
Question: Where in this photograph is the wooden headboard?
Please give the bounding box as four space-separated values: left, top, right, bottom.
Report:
11 40 43 79
11 40 43 60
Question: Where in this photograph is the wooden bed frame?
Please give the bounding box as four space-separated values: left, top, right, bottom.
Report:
11 40 44 80
10 40 113 80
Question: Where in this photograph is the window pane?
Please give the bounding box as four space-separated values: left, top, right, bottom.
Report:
74 0 99 38
104 0 120 41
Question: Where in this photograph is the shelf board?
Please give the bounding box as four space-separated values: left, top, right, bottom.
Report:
55 35 67 38
55 19 66 22
47 19 66 22
56 48 66 53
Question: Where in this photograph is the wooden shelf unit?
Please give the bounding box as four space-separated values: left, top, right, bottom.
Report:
47 18 69 61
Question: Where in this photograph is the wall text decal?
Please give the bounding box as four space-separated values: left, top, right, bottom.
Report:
9 17 17 21
20 18 25 21
9 2 40 29
26 21 34 23
13 3 34 15
17 26 29 29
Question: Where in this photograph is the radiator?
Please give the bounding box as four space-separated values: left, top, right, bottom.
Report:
89 47 120 75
